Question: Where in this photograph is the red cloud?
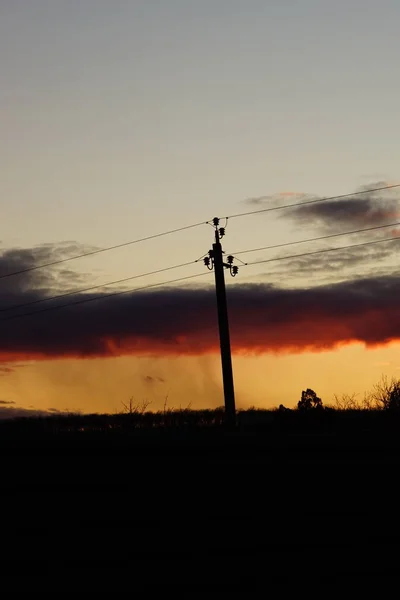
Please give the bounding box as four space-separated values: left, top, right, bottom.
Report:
1 276 400 363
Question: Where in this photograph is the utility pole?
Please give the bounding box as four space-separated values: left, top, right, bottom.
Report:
204 217 238 426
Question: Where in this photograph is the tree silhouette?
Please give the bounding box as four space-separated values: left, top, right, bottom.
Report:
388 382 400 411
370 376 400 411
297 388 323 411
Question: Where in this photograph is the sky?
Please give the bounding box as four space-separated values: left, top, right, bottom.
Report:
1 0 400 417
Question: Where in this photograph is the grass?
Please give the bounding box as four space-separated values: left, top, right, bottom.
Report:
1 403 400 437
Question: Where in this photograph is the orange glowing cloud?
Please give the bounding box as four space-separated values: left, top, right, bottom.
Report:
1 275 400 364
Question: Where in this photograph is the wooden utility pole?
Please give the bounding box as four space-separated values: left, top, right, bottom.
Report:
204 217 238 425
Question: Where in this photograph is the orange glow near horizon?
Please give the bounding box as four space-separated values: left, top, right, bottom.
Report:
1 343 400 416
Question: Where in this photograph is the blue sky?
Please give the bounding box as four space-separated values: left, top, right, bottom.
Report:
1 1 399 413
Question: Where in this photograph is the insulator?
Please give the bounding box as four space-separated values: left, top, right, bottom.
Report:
219 227 225 238
212 217 220 227
208 249 214 257
204 257 210 267
232 265 239 276
227 255 234 264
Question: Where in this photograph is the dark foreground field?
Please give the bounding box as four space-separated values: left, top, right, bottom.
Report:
1 409 399 589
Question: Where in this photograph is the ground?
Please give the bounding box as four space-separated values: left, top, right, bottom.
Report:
1 411 399 589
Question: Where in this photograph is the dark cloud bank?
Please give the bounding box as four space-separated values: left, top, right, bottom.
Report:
0 405 70 420
1 242 400 365
1 186 400 369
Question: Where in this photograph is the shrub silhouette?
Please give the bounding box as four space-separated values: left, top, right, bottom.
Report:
297 388 323 411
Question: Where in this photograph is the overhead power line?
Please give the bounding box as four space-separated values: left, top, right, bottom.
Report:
221 183 400 220
2 184 399 281
244 234 400 268
0 260 196 314
0 271 211 323
0 221 207 281
2 235 399 322
231 220 400 257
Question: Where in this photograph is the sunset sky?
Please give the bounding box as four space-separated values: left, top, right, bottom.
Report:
1 0 400 417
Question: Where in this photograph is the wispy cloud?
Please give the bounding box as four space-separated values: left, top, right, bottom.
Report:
255 238 400 284
0 242 94 298
143 375 165 385
244 183 400 234
0 362 29 376
0 366 14 376
241 183 400 283
244 191 310 207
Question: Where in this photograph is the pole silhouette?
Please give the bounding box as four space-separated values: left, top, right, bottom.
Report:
204 218 238 425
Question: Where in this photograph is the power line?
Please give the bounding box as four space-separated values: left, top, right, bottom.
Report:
221 183 400 220
10 229 392 319
231 220 400 258
2 184 399 280
6 235 393 322
244 234 400 268
0 260 196 314
0 271 211 323
0 221 207 281
2 183 399 319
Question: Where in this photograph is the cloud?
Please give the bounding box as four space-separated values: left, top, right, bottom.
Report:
143 375 165 385
0 242 93 299
240 184 400 282
2 240 400 361
0 362 29 376
0 406 61 420
244 191 309 207
279 184 400 233
0 400 16 405
283 196 400 232
0 366 14 376
1 272 400 358
243 184 400 234
260 239 400 283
